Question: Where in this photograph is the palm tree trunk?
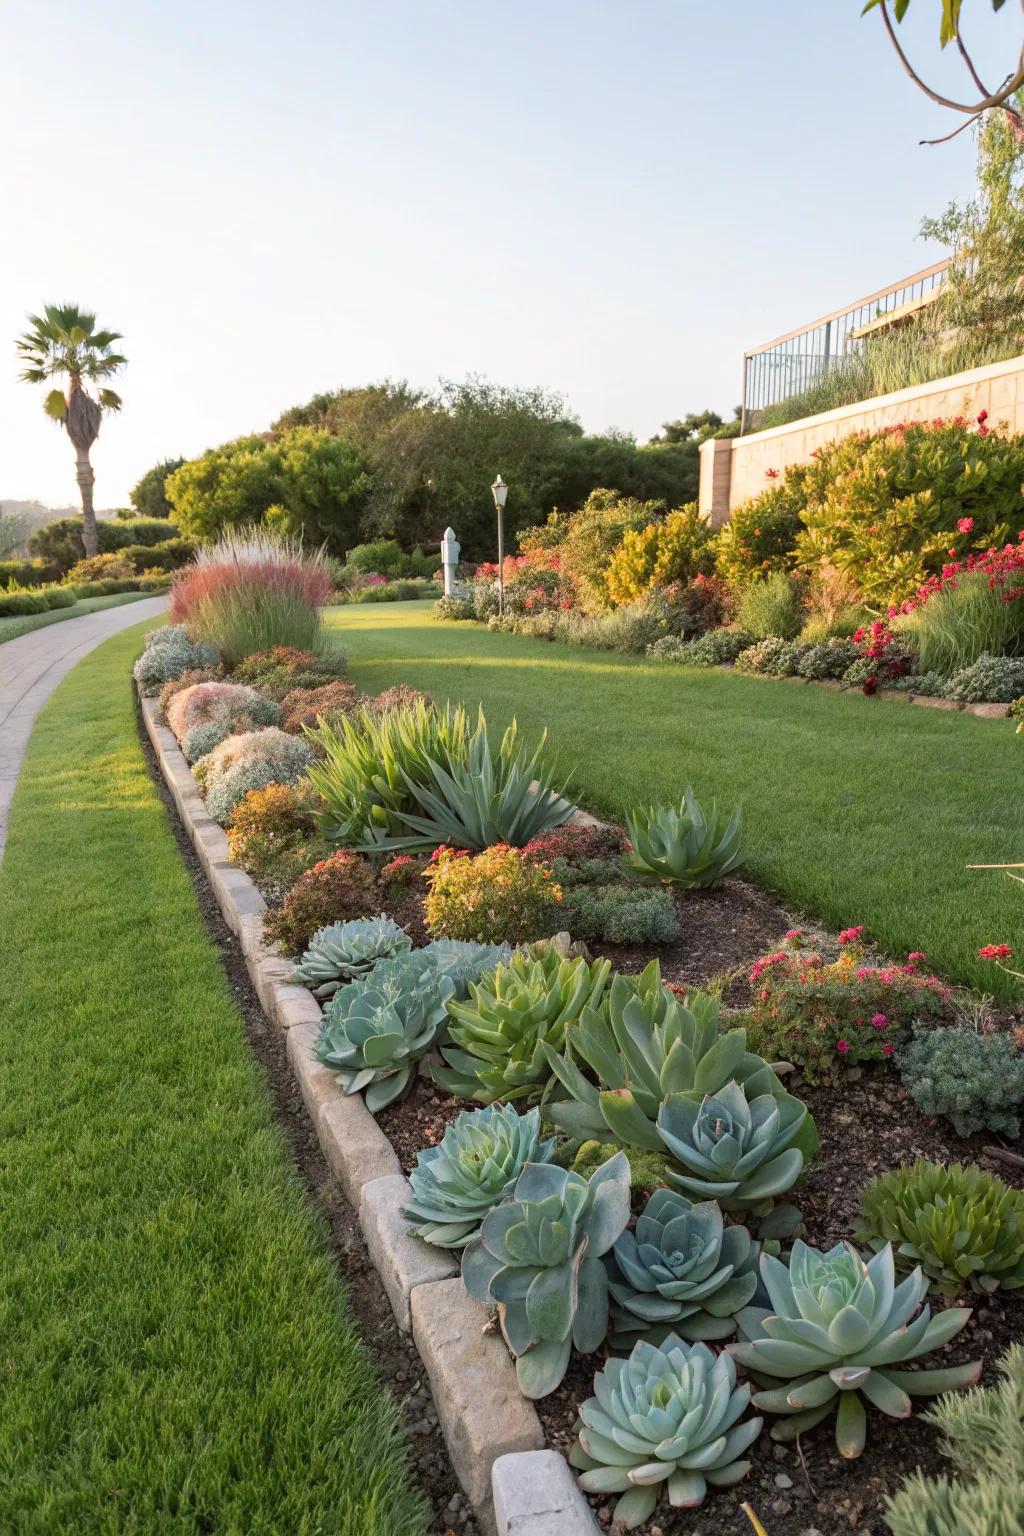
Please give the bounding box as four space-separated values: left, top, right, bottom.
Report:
75 448 98 557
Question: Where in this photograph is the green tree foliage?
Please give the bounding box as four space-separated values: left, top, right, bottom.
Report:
130 457 185 518
28 515 178 575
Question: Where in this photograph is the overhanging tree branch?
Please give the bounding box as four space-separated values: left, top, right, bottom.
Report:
870 0 1024 141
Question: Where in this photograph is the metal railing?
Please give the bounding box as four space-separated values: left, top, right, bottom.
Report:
741 258 950 430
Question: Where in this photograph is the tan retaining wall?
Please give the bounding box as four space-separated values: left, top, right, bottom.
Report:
699 352 1024 524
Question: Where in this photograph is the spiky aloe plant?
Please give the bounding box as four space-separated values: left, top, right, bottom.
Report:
623 788 745 889
543 959 784 1153
462 1152 631 1397
570 1335 762 1528
855 1159 1024 1297
290 914 411 998
433 946 612 1104
607 1188 761 1345
314 962 455 1112
728 1241 981 1458
657 1080 812 1216
403 1103 556 1248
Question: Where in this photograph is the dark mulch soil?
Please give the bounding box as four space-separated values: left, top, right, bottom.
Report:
138 704 471 1536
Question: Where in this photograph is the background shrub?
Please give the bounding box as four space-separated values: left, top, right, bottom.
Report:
0 558 60 588
733 570 804 640
29 515 180 575
604 504 713 606
712 478 804 588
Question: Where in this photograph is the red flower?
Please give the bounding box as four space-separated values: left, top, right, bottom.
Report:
957 517 974 535
836 1039 850 1055
881 1043 894 1057
977 410 989 425
765 467 780 480
838 926 864 945
871 1012 888 1029
979 943 1013 960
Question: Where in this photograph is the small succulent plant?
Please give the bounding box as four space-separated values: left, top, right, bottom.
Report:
607 1188 761 1345
314 960 455 1112
729 1240 981 1457
433 945 612 1104
544 959 784 1152
657 1080 811 1216
290 914 411 998
462 1152 631 1397
622 788 745 889
570 1334 763 1528
855 1159 1024 1297
418 938 511 1000
403 1103 556 1248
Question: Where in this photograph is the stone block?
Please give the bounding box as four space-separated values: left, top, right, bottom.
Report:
252 953 296 1014
208 862 266 934
287 1021 342 1125
359 1174 458 1329
492 1450 599 1535
270 983 323 1032
411 1279 543 1520
317 1091 401 1205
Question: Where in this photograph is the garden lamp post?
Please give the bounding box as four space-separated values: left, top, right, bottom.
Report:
491 474 508 615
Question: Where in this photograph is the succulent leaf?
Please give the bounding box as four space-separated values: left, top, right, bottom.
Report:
622 787 746 889
291 914 411 997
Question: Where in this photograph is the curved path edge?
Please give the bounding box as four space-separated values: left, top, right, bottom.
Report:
0 596 167 860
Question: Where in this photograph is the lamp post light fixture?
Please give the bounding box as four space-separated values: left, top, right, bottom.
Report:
491 474 509 615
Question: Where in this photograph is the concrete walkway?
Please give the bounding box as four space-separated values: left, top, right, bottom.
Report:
0 596 167 860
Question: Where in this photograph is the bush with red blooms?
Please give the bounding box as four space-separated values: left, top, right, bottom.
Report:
232 646 346 701
850 619 915 695
744 930 953 1083
279 680 362 733
889 532 1024 617
263 849 378 953
520 823 628 865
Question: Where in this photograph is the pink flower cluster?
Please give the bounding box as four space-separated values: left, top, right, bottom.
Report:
838 925 864 945
888 531 1024 619
979 943 1014 960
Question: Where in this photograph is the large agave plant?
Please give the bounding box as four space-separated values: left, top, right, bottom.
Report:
729 1240 981 1458
855 1159 1024 1298
570 1335 763 1528
403 1103 556 1248
623 788 745 889
462 1152 631 1397
290 914 411 998
657 1080 811 1215
544 959 784 1152
607 1188 761 1345
314 963 455 1111
433 946 612 1104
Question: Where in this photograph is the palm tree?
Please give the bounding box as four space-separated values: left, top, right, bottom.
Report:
16 304 127 557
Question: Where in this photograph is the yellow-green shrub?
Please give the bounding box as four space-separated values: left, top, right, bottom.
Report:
604 504 713 605
423 845 561 944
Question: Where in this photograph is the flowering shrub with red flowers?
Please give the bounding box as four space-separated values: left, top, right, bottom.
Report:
795 415 1024 605
713 476 807 588
423 843 561 944
848 619 916 694
886 533 1024 675
744 932 954 1082
520 823 628 866
262 849 378 953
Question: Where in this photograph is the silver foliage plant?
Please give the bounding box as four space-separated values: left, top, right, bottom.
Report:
290 914 411 998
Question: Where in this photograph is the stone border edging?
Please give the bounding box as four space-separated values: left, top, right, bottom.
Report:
138 691 601 1536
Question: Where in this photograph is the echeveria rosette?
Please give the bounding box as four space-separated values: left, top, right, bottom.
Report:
570 1335 763 1529
657 1080 812 1219
728 1240 981 1458
403 1103 556 1248
314 967 455 1112
544 959 786 1153
461 1152 631 1397
607 1188 761 1346
290 914 411 997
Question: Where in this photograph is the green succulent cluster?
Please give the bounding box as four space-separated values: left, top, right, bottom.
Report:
433 946 612 1104
729 1241 981 1458
314 955 454 1112
544 959 785 1152
290 914 411 998
856 1158 1024 1297
623 788 745 889
570 1335 762 1528
462 1152 631 1397
403 1103 555 1248
658 1080 812 1218
607 1188 761 1346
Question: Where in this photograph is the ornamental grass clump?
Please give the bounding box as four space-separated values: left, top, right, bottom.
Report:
657 1081 812 1218
403 1103 556 1248
623 788 744 889
434 945 612 1104
462 1152 631 1397
423 844 561 944
729 1240 980 1458
289 913 410 997
855 1159 1024 1297
607 1188 760 1345
544 959 786 1152
571 1335 762 1527
170 530 332 667
314 952 454 1112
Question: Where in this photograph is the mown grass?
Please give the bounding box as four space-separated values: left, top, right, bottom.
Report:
0 591 153 645
325 602 1022 999
0 622 430 1535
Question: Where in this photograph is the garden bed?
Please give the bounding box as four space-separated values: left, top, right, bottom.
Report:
139 665 1023 1536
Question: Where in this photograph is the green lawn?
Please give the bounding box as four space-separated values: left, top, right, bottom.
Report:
0 591 154 645
325 602 1022 999
0 622 430 1535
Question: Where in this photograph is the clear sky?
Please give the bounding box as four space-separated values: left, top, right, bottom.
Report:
1 0 1019 508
